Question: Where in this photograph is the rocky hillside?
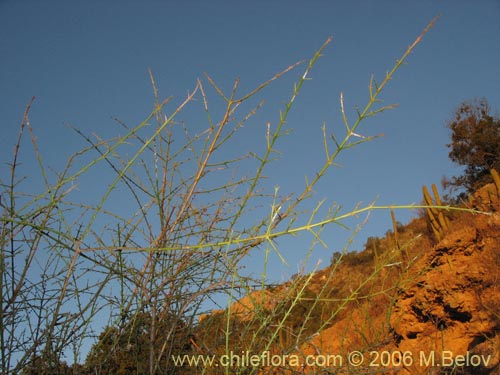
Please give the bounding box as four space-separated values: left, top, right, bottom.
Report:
194 183 500 375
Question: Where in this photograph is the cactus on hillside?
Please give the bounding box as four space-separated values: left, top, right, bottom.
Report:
422 184 450 241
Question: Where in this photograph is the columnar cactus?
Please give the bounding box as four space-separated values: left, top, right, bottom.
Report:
422 184 450 241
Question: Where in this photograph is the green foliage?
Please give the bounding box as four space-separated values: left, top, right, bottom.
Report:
342 250 374 266
83 311 192 375
331 246 377 268
445 98 500 197
21 354 72 375
330 250 343 264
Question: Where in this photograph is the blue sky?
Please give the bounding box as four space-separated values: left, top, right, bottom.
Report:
1 1 500 281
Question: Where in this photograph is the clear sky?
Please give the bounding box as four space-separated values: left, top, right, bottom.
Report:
1 1 500 281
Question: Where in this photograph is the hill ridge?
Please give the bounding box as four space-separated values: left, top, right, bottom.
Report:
195 183 500 374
